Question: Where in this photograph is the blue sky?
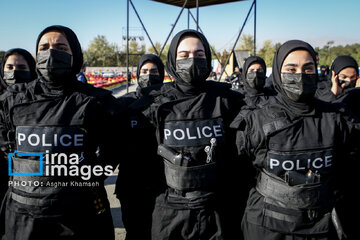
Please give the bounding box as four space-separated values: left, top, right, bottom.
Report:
0 0 359 55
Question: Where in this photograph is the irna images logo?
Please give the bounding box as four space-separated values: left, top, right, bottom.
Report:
8 150 113 180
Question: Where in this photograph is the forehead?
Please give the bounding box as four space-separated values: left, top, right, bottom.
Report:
282 50 314 66
338 67 358 76
38 31 69 45
5 54 27 64
177 36 204 52
141 61 158 70
248 62 262 69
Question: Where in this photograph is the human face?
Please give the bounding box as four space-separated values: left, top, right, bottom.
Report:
247 63 264 73
338 67 358 86
140 61 159 76
37 31 73 65
4 54 29 71
176 36 206 60
281 50 316 77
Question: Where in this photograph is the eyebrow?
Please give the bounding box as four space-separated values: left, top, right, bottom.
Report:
283 62 314 67
39 42 68 47
303 62 315 67
177 49 205 53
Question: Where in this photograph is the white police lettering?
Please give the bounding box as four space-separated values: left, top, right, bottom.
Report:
131 120 138 128
17 132 84 147
269 155 333 171
164 125 223 141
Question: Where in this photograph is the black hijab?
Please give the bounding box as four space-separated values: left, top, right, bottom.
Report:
35 25 83 89
0 48 37 90
242 56 267 95
166 29 212 95
136 54 165 82
272 40 318 116
331 55 358 76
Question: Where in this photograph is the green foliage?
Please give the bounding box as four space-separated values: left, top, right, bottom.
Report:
83 34 360 68
83 35 145 67
316 42 360 67
146 41 169 63
236 34 254 55
0 51 5 61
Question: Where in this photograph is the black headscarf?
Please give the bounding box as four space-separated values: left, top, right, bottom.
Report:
242 56 267 95
0 48 37 90
35 25 83 88
136 54 165 81
166 29 212 95
272 40 318 116
331 55 359 76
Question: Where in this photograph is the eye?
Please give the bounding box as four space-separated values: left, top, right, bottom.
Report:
150 69 159 74
18 65 27 70
285 67 296 73
39 45 48 51
195 52 205 58
177 52 189 59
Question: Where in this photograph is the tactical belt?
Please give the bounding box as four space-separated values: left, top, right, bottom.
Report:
256 171 334 209
164 159 216 191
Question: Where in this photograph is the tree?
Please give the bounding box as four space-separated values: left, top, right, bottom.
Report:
127 40 146 66
146 41 169 63
83 35 119 67
236 34 255 56
0 51 5 61
257 40 277 67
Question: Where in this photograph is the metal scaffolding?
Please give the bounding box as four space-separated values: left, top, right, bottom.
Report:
125 0 256 92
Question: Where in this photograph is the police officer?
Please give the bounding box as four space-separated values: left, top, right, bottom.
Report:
0 48 37 92
231 40 360 240
0 48 37 225
240 56 276 109
139 29 247 239
0 25 122 240
115 54 165 240
316 55 359 102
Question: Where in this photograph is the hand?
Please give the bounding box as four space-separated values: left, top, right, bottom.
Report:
331 70 343 96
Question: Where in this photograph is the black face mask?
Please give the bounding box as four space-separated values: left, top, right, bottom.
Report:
176 58 209 86
281 73 318 102
138 74 162 88
247 71 266 90
36 49 72 82
3 70 31 85
338 79 356 90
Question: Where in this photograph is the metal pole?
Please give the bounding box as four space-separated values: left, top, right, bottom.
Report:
254 0 256 56
196 0 199 31
159 0 188 57
126 0 130 93
130 0 159 55
189 11 229 78
218 1 255 81
188 9 190 29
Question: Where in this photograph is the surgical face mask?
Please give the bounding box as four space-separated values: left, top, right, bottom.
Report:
138 74 162 88
176 58 209 86
36 49 72 82
3 70 31 85
281 73 318 102
338 79 356 89
247 71 266 90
